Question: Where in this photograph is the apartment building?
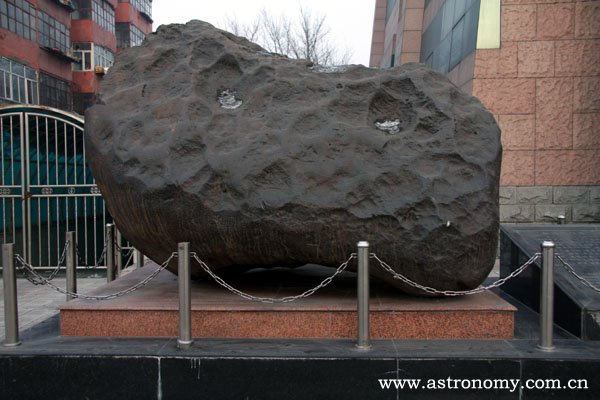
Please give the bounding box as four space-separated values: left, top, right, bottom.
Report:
0 0 153 113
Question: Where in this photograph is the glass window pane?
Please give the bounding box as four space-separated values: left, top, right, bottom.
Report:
441 1 453 38
0 72 6 98
84 52 91 69
0 57 9 71
450 17 465 69
26 67 36 80
18 76 25 102
454 0 468 26
11 62 23 76
11 75 18 100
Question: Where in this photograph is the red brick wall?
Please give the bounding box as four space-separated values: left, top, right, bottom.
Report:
473 0 600 187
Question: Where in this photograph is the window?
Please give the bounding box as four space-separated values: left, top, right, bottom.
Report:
72 42 92 70
385 0 396 22
92 0 114 33
115 22 128 48
71 0 91 19
420 0 480 74
119 0 151 19
39 72 71 110
72 43 114 70
0 57 38 104
94 45 114 68
72 0 114 34
129 23 145 47
72 92 95 114
37 10 70 54
0 0 37 41
116 22 145 49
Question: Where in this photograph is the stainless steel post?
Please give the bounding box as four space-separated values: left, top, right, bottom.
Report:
357 241 371 350
66 231 77 301
178 242 193 349
135 249 143 269
106 223 115 282
539 241 555 351
2 243 20 346
116 229 123 275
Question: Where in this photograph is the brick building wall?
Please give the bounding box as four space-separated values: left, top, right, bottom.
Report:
370 0 600 223
472 0 600 223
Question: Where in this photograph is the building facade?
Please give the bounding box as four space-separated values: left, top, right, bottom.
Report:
370 0 600 223
0 0 152 114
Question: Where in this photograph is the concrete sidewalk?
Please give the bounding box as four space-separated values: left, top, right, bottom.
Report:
0 276 106 341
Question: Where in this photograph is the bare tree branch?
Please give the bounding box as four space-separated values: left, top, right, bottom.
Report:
222 6 352 66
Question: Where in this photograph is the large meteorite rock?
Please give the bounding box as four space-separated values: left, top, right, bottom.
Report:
86 20 501 295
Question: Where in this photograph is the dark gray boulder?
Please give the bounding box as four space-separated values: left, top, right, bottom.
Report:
85 20 502 296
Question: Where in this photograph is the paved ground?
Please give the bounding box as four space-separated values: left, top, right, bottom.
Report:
0 276 106 341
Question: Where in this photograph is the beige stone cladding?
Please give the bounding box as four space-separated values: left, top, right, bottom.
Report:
473 0 600 222
368 0 599 222
371 0 426 68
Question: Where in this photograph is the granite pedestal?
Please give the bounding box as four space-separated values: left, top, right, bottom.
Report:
60 263 515 340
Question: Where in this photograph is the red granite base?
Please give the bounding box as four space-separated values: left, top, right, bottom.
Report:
60 264 516 339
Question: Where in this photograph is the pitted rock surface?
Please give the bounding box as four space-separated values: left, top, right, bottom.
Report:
86 20 502 295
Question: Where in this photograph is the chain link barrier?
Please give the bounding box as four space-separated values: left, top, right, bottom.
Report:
371 252 541 296
14 242 592 302
191 253 357 303
17 241 70 284
75 245 107 269
556 254 600 293
74 236 135 270
14 253 176 300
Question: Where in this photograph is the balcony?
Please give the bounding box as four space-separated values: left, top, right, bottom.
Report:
40 46 80 63
140 11 153 23
53 0 76 12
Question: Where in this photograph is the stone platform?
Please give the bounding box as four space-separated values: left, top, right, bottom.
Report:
501 224 600 340
59 263 516 339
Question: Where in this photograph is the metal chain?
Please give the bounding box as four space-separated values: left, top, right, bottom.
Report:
94 244 107 267
123 248 135 269
556 254 600 293
371 252 541 296
45 239 70 281
191 253 357 303
75 245 106 269
17 240 70 284
14 253 176 300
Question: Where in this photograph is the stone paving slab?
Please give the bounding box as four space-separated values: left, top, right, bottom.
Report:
0 277 106 341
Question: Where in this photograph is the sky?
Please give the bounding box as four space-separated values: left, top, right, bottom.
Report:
151 0 376 66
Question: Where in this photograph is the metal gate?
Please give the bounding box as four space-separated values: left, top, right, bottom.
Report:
0 104 110 269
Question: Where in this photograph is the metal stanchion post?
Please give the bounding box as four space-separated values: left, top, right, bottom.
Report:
539 241 555 351
2 243 21 346
116 229 123 275
106 223 115 282
135 249 143 269
178 242 193 349
356 241 371 350
66 231 77 301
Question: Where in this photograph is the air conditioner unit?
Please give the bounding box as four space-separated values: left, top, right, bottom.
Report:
94 66 107 75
